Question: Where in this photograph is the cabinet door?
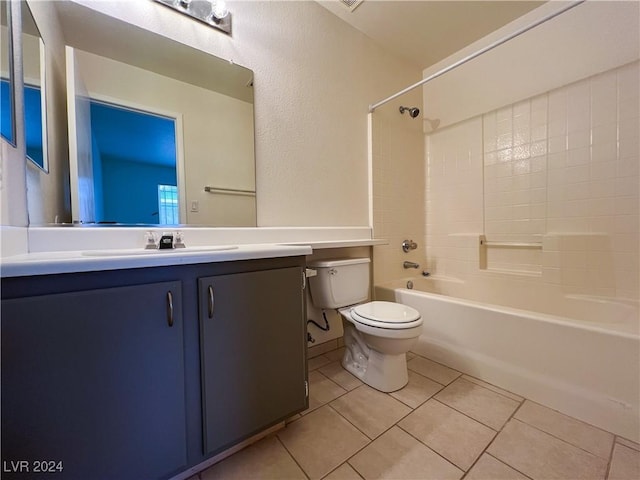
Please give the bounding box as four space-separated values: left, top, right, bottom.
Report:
199 267 306 455
1 281 187 480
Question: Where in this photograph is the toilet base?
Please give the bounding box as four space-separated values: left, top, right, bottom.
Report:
341 325 409 393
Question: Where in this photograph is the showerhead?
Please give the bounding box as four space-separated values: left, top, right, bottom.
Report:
399 106 420 118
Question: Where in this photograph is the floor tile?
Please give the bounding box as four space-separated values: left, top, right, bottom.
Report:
515 400 614 458
304 370 347 414
399 399 496 470
461 374 524 402
330 385 411 439
278 406 370 480
406 351 416 360
464 454 529 480
308 355 333 371
319 361 363 391
616 437 640 452
389 370 444 408
200 435 306 479
348 426 463 480
325 347 346 362
488 419 608 480
407 356 461 385
435 377 520 430
323 463 363 480
608 443 640 480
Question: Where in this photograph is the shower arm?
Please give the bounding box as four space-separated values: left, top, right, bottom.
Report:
368 0 585 113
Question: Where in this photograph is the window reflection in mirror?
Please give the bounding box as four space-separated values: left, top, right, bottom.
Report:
90 99 179 225
22 0 47 171
0 0 15 146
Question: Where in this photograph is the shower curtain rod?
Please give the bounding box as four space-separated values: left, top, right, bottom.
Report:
368 0 586 113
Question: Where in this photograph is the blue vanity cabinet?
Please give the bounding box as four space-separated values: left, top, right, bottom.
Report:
198 266 308 456
1 256 309 479
1 280 188 480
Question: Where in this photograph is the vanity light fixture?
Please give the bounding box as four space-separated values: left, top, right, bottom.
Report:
154 0 231 35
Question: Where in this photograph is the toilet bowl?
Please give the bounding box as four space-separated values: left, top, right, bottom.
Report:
339 301 421 392
307 258 423 393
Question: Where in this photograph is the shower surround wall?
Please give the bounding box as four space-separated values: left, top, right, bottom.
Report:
426 60 639 301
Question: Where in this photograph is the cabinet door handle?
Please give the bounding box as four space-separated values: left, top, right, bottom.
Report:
208 285 214 319
167 291 174 327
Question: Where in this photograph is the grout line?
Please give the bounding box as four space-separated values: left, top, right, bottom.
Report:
463 399 529 478
395 422 465 474
604 431 617 480
614 435 640 452
485 396 526 439
304 369 349 413
390 369 446 409
520 398 615 436
431 397 501 433
508 418 611 461
408 352 464 385
275 433 311 480
460 374 525 403
321 462 364 480
327 394 414 442
485 452 534 480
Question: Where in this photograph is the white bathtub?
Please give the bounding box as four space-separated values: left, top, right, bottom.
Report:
375 276 640 442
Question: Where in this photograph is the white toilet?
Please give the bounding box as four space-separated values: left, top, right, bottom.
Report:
307 258 422 392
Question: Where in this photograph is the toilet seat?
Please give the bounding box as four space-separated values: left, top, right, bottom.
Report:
350 301 422 330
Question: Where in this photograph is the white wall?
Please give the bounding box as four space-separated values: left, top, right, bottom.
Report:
25 0 71 225
423 1 639 130
371 91 425 284
12 0 421 228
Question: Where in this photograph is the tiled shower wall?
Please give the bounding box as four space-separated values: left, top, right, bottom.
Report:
425 60 639 300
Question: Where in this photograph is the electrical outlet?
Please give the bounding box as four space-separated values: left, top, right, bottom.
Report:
190 201 199 212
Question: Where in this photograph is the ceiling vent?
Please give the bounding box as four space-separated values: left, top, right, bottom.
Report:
339 0 364 13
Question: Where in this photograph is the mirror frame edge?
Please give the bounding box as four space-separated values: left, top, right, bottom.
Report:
1 0 16 147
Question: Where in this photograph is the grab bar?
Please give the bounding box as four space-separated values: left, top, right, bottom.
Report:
480 239 542 248
204 186 256 197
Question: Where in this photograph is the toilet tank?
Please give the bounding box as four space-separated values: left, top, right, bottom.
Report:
307 258 370 309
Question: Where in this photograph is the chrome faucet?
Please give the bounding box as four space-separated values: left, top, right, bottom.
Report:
403 261 420 269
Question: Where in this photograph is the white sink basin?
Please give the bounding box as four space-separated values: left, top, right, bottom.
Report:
81 246 239 257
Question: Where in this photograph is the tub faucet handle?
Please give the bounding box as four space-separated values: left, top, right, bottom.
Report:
402 239 418 253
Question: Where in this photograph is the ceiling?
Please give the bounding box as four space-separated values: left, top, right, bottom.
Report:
317 0 545 70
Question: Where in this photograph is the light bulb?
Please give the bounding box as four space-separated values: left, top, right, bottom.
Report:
210 0 229 20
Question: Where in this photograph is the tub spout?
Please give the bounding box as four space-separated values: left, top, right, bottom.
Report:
403 261 420 269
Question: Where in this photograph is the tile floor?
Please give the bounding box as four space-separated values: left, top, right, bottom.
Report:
194 349 639 480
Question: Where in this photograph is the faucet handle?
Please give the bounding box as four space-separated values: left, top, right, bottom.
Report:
174 231 186 248
402 239 418 253
144 231 158 250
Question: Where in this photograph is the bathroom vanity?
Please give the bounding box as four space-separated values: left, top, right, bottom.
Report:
1 248 309 480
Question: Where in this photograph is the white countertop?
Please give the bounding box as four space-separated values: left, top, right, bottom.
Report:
1 226 388 278
0 244 313 278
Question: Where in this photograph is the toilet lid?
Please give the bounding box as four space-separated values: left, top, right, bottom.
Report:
352 301 421 327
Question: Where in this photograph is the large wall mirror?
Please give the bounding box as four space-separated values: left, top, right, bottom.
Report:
33 1 256 227
22 0 48 171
